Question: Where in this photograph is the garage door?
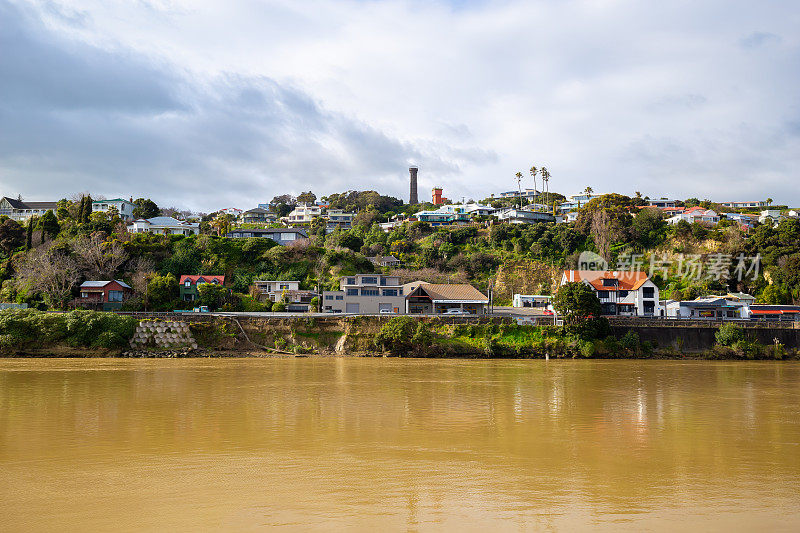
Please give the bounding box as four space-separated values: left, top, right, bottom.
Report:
346 303 360 314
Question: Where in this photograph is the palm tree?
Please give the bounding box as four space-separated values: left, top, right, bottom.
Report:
515 172 524 209
766 198 773 206
529 166 538 209
635 191 642 199
584 186 593 195
540 167 550 207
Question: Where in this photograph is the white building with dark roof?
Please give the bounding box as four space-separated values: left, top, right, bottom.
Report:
0 197 58 222
127 216 200 236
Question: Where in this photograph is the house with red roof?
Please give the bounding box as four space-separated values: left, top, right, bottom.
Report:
666 206 719 225
179 275 225 302
560 270 662 317
75 280 133 310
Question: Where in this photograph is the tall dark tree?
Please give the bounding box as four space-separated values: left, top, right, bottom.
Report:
38 210 60 242
26 217 34 250
77 197 86 223
132 198 160 219
0 218 25 255
553 282 601 324
82 195 93 222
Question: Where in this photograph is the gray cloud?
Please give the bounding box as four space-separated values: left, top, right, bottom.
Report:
0 0 494 210
739 31 782 49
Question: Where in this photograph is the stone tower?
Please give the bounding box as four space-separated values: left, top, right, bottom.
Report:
409 166 419 205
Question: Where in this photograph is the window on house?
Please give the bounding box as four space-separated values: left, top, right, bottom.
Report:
185 281 191 287
602 279 616 287
382 289 398 296
619 290 629 297
280 284 290 290
346 289 358 296
335 295 343 300
597 290 609 298
362 277 378 285
325 295 334 300
346 277 356 285
361 289 379 296
108 291 124 302
643 287 655 298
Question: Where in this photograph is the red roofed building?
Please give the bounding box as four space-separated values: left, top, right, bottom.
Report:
667 207 719 225
560 270 662 317
179 275 225 302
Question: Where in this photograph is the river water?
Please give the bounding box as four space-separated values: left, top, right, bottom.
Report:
1 358 799 531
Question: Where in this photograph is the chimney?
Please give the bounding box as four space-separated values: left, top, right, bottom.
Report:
409 166 419 205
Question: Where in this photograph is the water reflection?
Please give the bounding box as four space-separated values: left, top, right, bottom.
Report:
0 359 799 531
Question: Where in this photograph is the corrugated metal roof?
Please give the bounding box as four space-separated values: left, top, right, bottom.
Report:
80 280 132 289
414 284 488 302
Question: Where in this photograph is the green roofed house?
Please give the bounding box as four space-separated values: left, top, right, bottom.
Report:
179 275 225 302
92 198 136 221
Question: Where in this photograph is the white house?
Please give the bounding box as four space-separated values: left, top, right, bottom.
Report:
720 201 767 209
646 198 679 208
665 297 750 320
758 209 783 224
282 203 322 224
464 203 497 217
560 270 661 317
323 274 406 314
92 198 136 221
512 294 552 308
496 208 555 224
558 193 602 213
499 188 540 200
0 197 58 222
325 209 355 229
667 207 719 225
127 216 200 236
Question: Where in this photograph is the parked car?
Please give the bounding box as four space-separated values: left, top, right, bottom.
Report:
379 309 396 315
442 308 470 315
192 306 210 313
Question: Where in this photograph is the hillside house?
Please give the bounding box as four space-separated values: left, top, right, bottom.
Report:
496 208 555 224
666 207 719 225
239 208 276 224
323 274 405 314
128 216 200 236
226 227 307 245
76 280 133 310
405 283 489 315
368 255 401 267
560 270 661 317
179 275 225 302
252 280 317 311
0 197 58 222
92 198 136 221
665 297 750 320
282 204 322 225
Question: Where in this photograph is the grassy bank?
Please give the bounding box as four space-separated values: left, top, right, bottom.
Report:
0 310 796 359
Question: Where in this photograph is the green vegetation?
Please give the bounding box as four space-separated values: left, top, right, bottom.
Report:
0 192 798 315
553 282 601 323
0 309 138 352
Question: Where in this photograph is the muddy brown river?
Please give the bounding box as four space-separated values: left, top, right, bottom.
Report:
1 358 798 531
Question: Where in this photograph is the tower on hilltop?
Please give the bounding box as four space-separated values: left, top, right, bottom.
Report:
409 166 419 205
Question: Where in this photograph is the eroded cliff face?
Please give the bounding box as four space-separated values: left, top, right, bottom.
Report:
192 316 385 356
491 260 560 302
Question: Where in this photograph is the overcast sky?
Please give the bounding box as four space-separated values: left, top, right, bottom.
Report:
1 0 798 211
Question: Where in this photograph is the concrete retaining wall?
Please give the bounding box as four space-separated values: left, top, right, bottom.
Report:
130 321 198 350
